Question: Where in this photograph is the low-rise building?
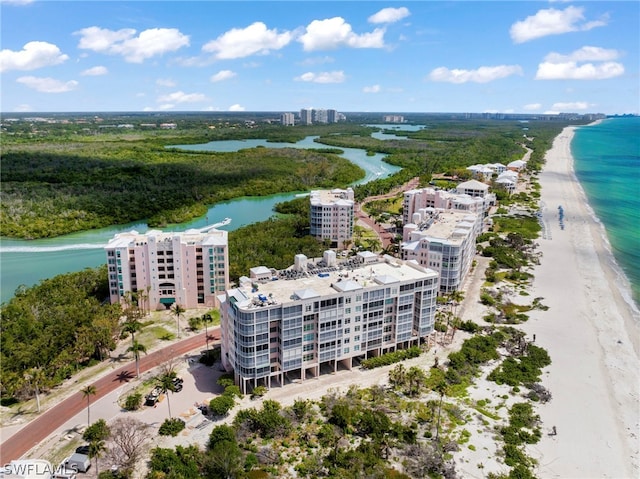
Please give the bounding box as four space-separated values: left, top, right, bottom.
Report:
105 225 229 310
220 252 439 393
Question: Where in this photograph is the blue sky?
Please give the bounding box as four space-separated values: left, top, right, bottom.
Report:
1 1 638 114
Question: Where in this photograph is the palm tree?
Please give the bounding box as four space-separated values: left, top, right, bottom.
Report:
434 379 448 446
388 363 406 389
406 366 425 396
121 317 142 349
158 373 177 419
127 341 147 378
88 439 106 476
24 367 44 413
171 304 186 339
448 290 465 317
81 385 97 426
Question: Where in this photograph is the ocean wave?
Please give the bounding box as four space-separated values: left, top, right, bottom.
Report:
0 243 106 253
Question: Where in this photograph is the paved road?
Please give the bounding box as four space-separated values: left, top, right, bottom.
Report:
0 328 221 464
355 176 420 249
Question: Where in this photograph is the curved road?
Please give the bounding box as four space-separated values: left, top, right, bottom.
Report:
0 328 221 464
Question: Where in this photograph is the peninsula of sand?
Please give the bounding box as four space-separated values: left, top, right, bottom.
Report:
522 125 640 478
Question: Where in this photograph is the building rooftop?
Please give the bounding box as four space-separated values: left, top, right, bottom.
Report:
407 209 476 242
309 188 354 206
105 227 227 249
228 254 438 310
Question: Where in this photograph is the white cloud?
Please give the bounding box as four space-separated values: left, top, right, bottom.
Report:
428 65 523 83
299 17 385 51
510 6 607 43
523 103 542 111
16 76 78 93
0 41 68 72
229 104 245 111
363 84 381 93
210 70 237 82
13 104 33 112
75 26 190 63
300 56 335 66
156 78 176 87
294 71 346 83
535 61 624 80
551 101 590 110
544 46 621 63
368 7 410 24
202 22 292 59
80 66 107 76
157 91 207 103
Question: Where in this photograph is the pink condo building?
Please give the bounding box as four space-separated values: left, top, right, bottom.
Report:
105 227 229 310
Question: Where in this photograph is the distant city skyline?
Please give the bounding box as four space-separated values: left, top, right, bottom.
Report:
1 1 638 115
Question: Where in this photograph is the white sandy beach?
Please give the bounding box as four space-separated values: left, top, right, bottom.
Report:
522 126 640 478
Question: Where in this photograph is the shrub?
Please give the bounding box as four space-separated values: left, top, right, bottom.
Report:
123 392 142 411
223 385 242 399
209 395 235 416
251 386 267 399
158 418 185 436
360 346 421 370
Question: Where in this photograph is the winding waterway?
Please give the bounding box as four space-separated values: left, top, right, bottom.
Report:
0 135 401 303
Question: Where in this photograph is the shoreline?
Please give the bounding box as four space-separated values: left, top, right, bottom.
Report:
523 125 640 478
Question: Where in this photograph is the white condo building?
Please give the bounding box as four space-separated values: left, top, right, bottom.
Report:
105 226 229 310
220 252 439 393
280 112 295 126
309 188 355 249
403 187 485 235
401 209 478 294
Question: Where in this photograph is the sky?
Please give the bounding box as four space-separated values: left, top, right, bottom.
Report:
1 1 638 114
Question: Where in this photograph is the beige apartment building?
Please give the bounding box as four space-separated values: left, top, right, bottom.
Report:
220 252 439 393
309 188 355 249
105 226 229 310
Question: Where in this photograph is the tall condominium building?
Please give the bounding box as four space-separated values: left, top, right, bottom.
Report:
401 209 478 294
280 112 295 126
309 188 355 249
314 109 328 124
300 109 313 125
220 252 439 393
403 187 486 235
383 115 405 123
105 226 229 310
327 109 338 123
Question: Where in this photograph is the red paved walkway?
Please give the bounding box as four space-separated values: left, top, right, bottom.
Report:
0 329 220 464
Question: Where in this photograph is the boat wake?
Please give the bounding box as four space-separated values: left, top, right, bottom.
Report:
0 243 106 253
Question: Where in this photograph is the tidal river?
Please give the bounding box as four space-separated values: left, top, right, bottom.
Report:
0 136 401 303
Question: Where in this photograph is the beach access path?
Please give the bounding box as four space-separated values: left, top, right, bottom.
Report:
521 126 640 479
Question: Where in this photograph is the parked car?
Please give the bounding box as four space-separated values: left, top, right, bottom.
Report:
145 386 162 406
172 377 183 392
75 445 90 455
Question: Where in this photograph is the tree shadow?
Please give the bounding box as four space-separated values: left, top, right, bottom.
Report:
110 353 130 363
114 370 135 383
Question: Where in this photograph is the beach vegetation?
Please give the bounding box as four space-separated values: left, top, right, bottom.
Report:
158 418 186 437
0 266 121 402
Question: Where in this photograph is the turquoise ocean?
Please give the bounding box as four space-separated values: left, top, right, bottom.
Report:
571 117 640 309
